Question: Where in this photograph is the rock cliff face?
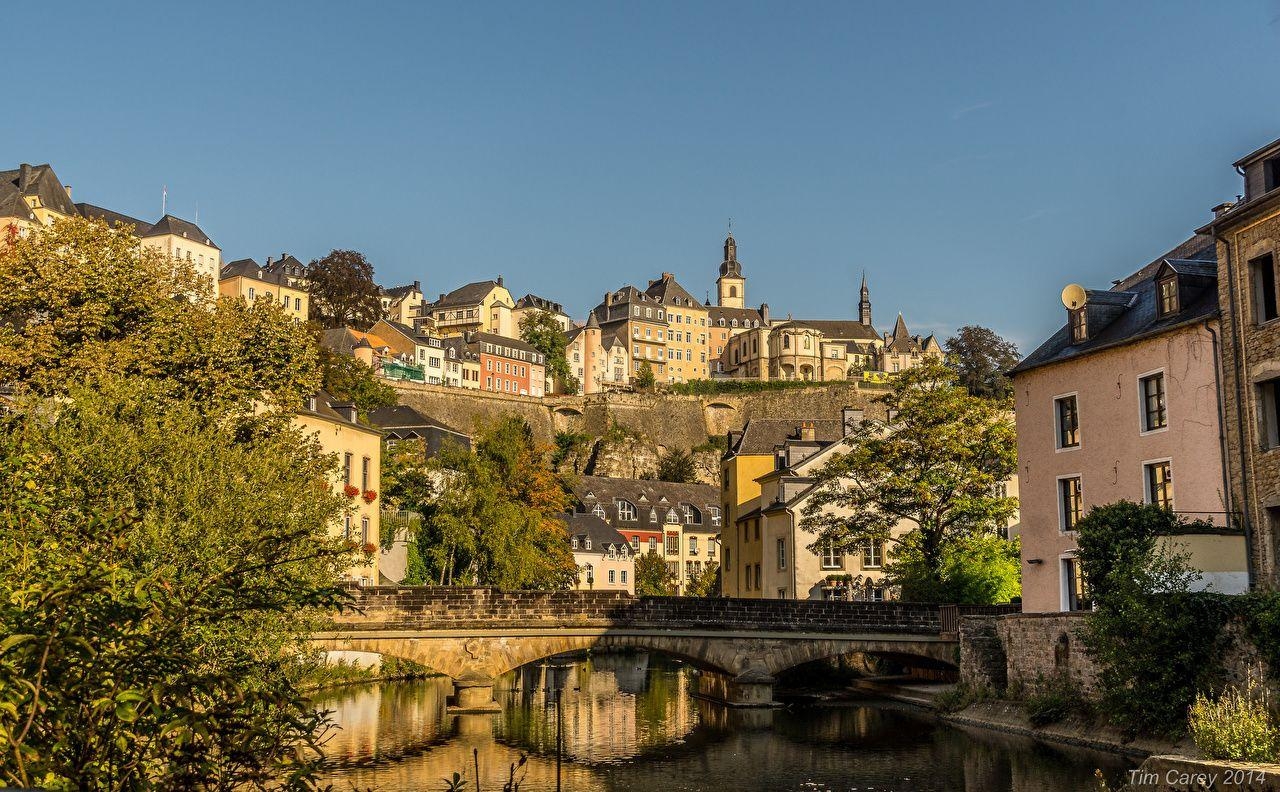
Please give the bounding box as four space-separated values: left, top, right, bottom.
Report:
391 381 888 488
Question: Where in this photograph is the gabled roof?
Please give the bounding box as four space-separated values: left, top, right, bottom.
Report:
515 293 566 314
559 513 632 550
708 305 766 325
432 280 503 309
298 389 381 436
1011 235 1219 376
467 331 542 360
382 281 422 299
219 257 293 287
728 418 845 456
0 164 77 219
645 273 703 309
570 476 720 530
368 404 465 436
142 214 219 249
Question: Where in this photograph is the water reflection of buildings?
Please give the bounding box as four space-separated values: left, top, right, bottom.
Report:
499 651 700 764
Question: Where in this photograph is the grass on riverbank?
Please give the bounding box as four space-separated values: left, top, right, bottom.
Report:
300 656 439 690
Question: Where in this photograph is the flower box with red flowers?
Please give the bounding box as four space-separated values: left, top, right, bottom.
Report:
362 490 377 503
361 542 378 555
342 484 360 499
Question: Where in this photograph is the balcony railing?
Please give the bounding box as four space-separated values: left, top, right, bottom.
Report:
381 360 426 382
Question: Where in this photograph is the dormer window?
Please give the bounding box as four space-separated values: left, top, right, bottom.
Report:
1266 157 1280 193
1069 308 1087 343
1157 276 1179 317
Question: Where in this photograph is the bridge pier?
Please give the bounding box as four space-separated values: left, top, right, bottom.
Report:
696 668 778 708
448 673 501 714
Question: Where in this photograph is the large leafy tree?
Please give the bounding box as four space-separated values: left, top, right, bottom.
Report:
685 562 720 598
317 346 397 416
0 217 319 408
305 249 383 329
518 310 577 394
801 360 1018 598
944 325 1021 400
635 552 676 597
415 418 577 589
887 534 1022 604
0 216 356 788
635 361 656 390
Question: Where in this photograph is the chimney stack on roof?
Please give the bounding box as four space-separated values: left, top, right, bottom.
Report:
18 164 31 191
841 407 864 434
1212 201 1236 218
799 421 816 442
64 184 71 199
497 275 504 287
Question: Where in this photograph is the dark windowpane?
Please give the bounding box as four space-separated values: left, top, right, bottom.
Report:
1060 477 1082 531
1142 373 1167 431
1146 462 1174 509
1253 254 1278 323
1157 277 1179 316
1056 396 1079 448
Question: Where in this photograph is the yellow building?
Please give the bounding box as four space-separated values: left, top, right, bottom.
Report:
0 163 221 302
721 416 850 597
295 391 382 585
566 312 631 394
513 293 572 333
426 277 515 337
380 280 427 326
588 286 673 384
643 272 710 382
219 258 309 321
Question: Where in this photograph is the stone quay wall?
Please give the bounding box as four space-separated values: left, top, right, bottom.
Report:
333 586 946 635
960 613 1099 696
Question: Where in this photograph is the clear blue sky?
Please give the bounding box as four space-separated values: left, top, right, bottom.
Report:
8 1 1279 350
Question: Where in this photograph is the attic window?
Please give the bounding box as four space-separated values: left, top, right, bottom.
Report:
1157 276 1179 317
1266 157 1280 193
1069 308 1087 343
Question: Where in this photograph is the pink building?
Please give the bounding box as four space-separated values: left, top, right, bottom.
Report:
1011 235 1248 612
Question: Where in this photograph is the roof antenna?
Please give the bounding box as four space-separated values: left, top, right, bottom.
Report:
194 201 199 225
728 217 732 235
161 185 167 216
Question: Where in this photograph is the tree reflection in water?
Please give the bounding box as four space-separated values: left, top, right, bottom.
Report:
318 651 1134 792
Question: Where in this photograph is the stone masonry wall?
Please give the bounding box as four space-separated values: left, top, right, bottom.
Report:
333 585 945 634
391 381 884 450
958 613 1099 696
1218 207 1280 584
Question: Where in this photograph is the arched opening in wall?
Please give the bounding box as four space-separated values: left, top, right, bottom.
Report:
799 364 815 381
774 649 957 692
703 402 737 436
823 364 844 381
1054 632 1071 670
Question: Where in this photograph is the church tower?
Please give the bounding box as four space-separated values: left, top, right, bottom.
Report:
716 231 745 308
859 272 872 327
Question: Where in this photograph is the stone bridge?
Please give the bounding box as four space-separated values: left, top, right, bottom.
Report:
312 587 1007 710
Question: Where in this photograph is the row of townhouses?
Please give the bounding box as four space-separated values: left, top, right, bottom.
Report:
1014 134 1280 612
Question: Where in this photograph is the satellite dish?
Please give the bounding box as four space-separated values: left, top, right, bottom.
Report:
1061 284 1087 310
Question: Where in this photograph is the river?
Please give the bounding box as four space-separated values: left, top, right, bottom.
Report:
318 653 1134 791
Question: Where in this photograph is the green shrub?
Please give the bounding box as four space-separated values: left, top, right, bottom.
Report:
1189 668 1280 762
1023 673 1083 727
935 683 988 713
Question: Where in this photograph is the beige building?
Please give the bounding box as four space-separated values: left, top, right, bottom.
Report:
441 336 482 389
1011 235 1248 612
566 312 631 394
570 476 722 595
513 293 572 333
219 258 309 321
0 163 220 301
426 277 516 337
1198 135 1280 588
643 273 710 382
380 280 428 326
295 391 382 585
560 513 635 594
588 286 673 384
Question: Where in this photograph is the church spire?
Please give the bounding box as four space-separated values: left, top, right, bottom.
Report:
859 271 872 327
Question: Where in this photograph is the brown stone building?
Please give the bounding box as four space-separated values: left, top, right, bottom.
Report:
1199 135 1280 586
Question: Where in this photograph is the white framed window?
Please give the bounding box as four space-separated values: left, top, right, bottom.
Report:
1054 393 1080 450
1139 371 1167 433
776 538 786 570
1058 475 1083 532
820 541 842 570
861 539 883 569
1143 459 1174 510
1061 555 1092 611
591 503 606 519
616 500 636 521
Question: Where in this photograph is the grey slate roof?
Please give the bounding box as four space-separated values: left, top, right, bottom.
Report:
382 281 422 299
368 404 470 454
645 274 702 308
76 203 151 234
775 319 880 341
559 513 632 551
1011 235 1219 376
571 475 720 531
142 214 219 249
708 305 767 325
0 164 77 220
727 418 845 456
515 293 565 314
433 280 502 309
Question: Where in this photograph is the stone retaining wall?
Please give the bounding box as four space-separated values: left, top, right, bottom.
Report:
959 612 1099 695
334 586 945 634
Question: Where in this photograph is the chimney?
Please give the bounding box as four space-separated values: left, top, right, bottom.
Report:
413 279 421 291
266 256 273 266
662 272 674 280
1212 201 1236 219
841 406 863 434
497 275 504 287
760 303 770 324
605 291 613 307
439 293 446 302
18 164 31 191
799 421 816 442
64 184 72 200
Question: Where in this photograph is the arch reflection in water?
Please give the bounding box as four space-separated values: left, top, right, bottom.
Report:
319 651 1133 792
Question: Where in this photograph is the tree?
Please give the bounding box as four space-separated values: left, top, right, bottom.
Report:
944 325 1021 400
317 346 397 416
635 551 676 597
0 378 353 789
305 249 383 329
0 216 320 410
416 418 578 589
887 534 1021 604
801 360 1018 598
656 449 697 483
685 562 720 598
635 361 656 390
519 310 577 394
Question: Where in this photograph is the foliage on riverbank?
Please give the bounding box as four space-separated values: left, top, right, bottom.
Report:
299 656 437 690
1189 668 1280 762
